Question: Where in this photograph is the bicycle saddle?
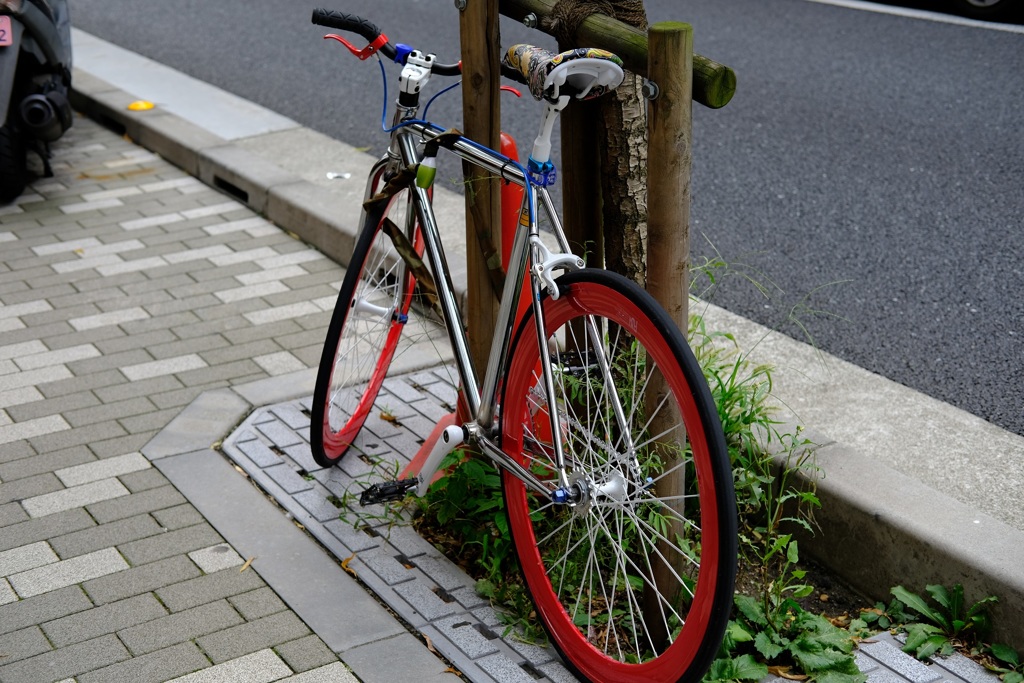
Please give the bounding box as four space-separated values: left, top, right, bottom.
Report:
503 45 624 102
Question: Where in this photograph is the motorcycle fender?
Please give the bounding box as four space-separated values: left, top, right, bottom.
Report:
0 20 24 129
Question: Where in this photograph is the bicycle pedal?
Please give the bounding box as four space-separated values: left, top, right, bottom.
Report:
359 478 418 506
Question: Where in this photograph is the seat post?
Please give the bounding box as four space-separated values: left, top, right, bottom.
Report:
528 95 569 186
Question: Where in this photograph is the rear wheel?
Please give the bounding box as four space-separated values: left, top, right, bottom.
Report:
501 269 736 683
310 179 424 467
0 121 28 204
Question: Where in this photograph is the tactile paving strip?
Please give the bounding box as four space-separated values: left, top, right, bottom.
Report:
220 366 578 683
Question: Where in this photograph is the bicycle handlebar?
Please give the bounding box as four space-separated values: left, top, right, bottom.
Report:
312 8 461 76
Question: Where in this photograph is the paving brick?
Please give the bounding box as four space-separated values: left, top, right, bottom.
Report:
0 541 59 577
274 634 338 674
0 633 130 683
50 513 164 559
82 555 201 605
42 592 167 647
0 473 64 507
93 330 179 358
28 419 128 454
189 544 244 574
0 445 94 483
287 662 360 683
55 452 150 487
156 565 265 613
37 368 124 399
21 478 130 518
86 485 187 524
63 396 160 428
196 610 311 664
118 599 245 656
77 641 211 683
6 390 101 423
88 431 156 459
0 585 94 636
0 508 95 555
0 501 29 527
227 587 287 621
0 626 53 666
116 467 170 493
166 648 292 683
118 523 222 566
152 503 205 530
9 547 129 598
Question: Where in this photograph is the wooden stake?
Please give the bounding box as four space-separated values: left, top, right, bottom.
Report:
459 0 503 378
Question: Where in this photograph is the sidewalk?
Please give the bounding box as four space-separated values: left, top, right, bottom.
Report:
0 27 1021 682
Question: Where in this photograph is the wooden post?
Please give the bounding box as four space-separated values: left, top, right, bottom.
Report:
647 22 693 327
458 0 503 378
644 21 694 647
499 0 735 109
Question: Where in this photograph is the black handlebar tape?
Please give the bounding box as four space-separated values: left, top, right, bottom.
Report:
311 9 381 41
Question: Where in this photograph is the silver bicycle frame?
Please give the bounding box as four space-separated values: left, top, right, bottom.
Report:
368 116 635 499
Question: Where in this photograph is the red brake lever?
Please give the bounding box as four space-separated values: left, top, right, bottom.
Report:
501 85 522 98
324 33 389 61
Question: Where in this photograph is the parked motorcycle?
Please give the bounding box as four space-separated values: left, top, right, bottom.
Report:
0 0 73 203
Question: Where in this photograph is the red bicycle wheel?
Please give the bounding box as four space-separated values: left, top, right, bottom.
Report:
501 269 736 683
310 182 424 466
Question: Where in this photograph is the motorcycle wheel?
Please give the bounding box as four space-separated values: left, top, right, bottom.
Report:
0 121 28 204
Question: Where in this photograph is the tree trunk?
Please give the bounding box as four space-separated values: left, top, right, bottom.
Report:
600 71 648 286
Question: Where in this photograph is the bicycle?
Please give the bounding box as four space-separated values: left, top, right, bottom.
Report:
308 8 737 683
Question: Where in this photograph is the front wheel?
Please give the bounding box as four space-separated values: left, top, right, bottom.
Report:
501 269 737 683
310 181 424 467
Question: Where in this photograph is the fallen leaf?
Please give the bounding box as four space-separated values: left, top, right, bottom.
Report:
239 557 254 572
423 634 438 653
443 667 460 675
341 553 357 576
380 412 398 423
768 666 808 681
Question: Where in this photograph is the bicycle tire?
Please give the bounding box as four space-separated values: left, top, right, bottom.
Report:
310 180 424 467
501 269 736 683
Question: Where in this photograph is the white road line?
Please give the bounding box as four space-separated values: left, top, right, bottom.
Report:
800 0 1024 34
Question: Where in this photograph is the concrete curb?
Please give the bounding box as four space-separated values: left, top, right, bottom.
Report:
68 46 1024 649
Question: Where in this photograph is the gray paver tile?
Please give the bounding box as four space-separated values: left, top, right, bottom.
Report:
41 592 168 647
152 503 205 530
0 445 95 484
0 585 95 636
77 641 211 683
54 452 150 487
0 626 52 665
196 610 311 664
188 544 244 573
49 513 164 559
21 478 130 518
273 634 338 674
0 501 29 528
8 547 129 598
227 587 287 621
155 565 266 613
0 508 95 553
117 467 170 493
0 541 59 577
0 633 130 683
285 662 360 682
118 599 245 656
166 648 292 683
117 523 222 566
86 485 187 523
82 555 201 605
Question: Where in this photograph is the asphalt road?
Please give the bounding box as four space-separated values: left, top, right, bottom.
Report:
70 0 1023 436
